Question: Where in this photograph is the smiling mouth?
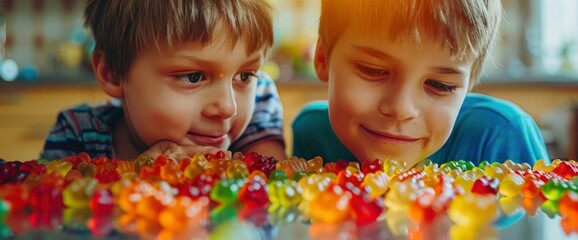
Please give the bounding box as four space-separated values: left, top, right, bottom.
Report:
186 133 226 146
360 125 418 143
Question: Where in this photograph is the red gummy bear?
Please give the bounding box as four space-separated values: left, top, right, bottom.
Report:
344 182 384 225
553 161 578 180
90 188 115 215
336 168 365 187
361 159 382 175
471 176 499 195
239 176 269 208
244 152 277 177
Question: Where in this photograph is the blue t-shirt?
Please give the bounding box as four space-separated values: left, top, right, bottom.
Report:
41 71 284 160
292 93 549 166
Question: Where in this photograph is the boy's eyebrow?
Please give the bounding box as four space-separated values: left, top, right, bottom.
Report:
161 54 263 68
353 45 400 64
432 66 467 76
353 45 466 76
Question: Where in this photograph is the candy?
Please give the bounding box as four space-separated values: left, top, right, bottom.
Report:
88 214 114 237
483 165 505 180
449 225 497 240
361 171 389 199
471 176 499 195
559 191 578 220
77 162 97 178
541 178 576 201
348 184 385 225
183 153 210 179
89 188 115 215
178 173 220 200
0 161 22 184
385 180 426 209
448 193 499 227
522 196 543 216
63 177 97 208
243 152 277 177
310 184 352 224
336 167 365 187
0 184 29 211
383 159 407 177
158 196 209 232
307 156 324 173
239 176 269 208
268 179 303 207
553 161 578 180
276 157 308 177
19 160 46 176
498 195 523 216
3 152 578 239
361 159 383 175
521 174 545 199
226 160 250 178
45 160 73 177
0 199 9 219
29 176 64 211
498 173 524 197
210 178 244 204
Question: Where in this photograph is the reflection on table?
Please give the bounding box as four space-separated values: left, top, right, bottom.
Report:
0 195 574 240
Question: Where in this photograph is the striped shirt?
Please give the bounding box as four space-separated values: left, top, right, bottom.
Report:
41 72 284 160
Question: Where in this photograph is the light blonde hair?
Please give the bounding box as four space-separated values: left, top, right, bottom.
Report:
318 0 502 89
84 0 274 80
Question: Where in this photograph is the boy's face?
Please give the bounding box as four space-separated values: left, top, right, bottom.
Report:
120 31 262 152
316 24 474 166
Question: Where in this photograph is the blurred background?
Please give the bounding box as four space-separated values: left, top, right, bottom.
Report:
0 0 577 164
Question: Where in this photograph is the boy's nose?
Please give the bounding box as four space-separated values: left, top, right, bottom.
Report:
203 85 237 119
378 86 419 121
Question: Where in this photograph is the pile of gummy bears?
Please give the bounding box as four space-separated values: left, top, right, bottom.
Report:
0 151 577 240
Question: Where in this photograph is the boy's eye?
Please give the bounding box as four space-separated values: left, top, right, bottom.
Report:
426 79 457 93
234 72 257 83
356 64 389 78
177 72 206 84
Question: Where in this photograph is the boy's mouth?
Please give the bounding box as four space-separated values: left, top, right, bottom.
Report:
186 132 226 146
360 125 418 143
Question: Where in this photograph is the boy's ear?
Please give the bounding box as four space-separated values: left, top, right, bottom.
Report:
314 40 329 82
92 51 123 98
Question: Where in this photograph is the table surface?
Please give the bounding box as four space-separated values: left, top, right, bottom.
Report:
4 202 578 240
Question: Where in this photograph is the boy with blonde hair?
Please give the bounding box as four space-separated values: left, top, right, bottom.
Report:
293 0 549 166
42 0 286 161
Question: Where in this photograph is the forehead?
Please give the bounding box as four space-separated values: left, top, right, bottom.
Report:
343 19 475 63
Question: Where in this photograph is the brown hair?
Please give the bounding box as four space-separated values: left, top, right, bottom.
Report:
84 0 274 79
318 0 502 89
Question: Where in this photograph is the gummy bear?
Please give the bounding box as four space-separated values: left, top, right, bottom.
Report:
268 179 303 207
498 173 524 197
239 175 269 208
553 161 578 180
89 188 115 215
226 160 250 178
448 193 499 227
541 178 575 201
184 153 210 179
471 176 499 195
309 184 352 224
210 177 245 204
360 171 389 199
159 196 209 232
346 183 385 225
63 177 98 208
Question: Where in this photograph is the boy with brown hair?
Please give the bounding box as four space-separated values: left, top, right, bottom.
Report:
293 0 549 166
42 0 286 161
